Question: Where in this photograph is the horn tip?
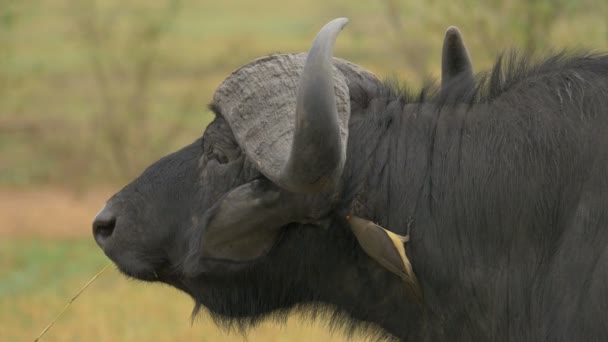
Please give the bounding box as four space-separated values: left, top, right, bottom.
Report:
445 26 461 35
328 17 349 30
444 26 462 40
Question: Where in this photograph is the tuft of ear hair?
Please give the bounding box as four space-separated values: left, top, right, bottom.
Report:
346 216 421 301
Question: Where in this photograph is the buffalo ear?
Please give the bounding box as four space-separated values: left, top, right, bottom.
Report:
347 216 421 299
441 26 474 91
185 179 306 274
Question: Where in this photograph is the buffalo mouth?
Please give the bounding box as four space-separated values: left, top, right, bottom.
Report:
93 203 176 283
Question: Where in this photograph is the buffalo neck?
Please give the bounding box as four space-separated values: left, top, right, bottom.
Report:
340 102 451 236
327 101 453 340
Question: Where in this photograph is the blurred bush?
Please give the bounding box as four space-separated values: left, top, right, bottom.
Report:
1 0 606 188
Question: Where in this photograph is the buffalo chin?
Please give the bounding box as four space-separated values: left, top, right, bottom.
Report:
106 254 166 282
116 265 159 282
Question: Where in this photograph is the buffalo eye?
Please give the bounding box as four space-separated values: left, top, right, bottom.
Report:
200 117 241 165
203 141 228 165
209 145 229 164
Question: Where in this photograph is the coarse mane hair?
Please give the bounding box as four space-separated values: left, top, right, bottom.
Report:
342 50 608 221
368 51 608 109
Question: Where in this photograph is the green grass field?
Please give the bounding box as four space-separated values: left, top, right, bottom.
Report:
2 0 608 340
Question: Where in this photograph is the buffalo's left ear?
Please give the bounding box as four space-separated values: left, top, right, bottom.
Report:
441 26 474 90
347 216 421 299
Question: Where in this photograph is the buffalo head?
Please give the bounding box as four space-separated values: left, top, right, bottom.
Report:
91 18 417 332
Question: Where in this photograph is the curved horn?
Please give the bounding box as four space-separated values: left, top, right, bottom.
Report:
214 19 371 194
278 18 349 193
441 26 474 90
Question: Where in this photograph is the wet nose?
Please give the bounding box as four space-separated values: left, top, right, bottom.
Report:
93 206 116 247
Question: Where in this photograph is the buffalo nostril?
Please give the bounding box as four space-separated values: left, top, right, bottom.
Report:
93 207 117 246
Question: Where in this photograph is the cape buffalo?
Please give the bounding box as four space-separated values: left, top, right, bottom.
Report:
93 18 608 341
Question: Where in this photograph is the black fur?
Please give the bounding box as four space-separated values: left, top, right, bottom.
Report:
339 51 608 340
97 51 608 341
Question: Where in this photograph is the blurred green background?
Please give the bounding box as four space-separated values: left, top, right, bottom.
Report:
1 0 607 341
